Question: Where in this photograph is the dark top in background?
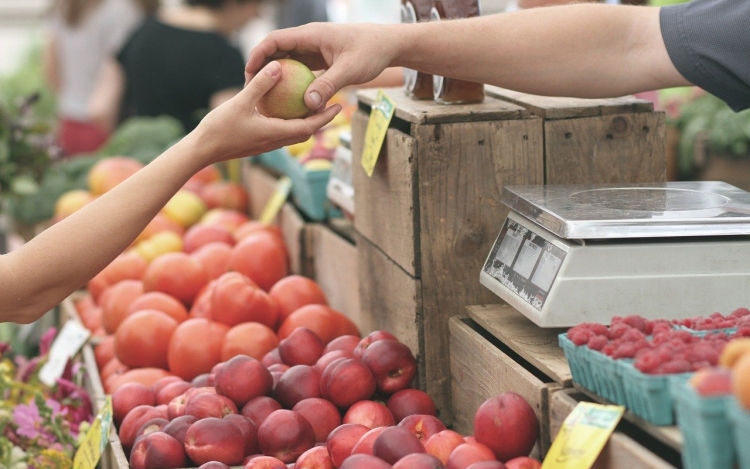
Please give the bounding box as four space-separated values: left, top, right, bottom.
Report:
117 18 246 132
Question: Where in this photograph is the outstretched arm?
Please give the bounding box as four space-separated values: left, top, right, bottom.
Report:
0 61 341 324
246 4 689 110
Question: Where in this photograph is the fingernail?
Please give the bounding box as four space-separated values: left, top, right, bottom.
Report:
265 61 281 77
309 91 322 108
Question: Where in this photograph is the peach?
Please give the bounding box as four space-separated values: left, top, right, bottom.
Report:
162 415 198 447
215 355 274 408
351 427 388 456
199 181 250 212
324 335 362 355
224 414 260 456
275 365 321 408
151 375 184 395
185 393 238 419
467 462 507 469
155 381 192 406
256 59 316 119
279 327 325 366
315 350 356 375
192 242 233 281
326 423 370 467
446 442 496 469
398 415 447 442
183 224 235 253
119 405 168 451
267 364 289 373
192 373 213 387
339 454 393 469
373 426 425 464
504 457 541 469
112 382 154 426
239 396 283 428
361 341 417 394
198 463 231 469
262 348 284 367
343 401 396 429
129 431 186 469
168 392 190 420
425 430 465 465
322 358 377 409
295 445 335 469
354 331 398 359
243 455 288 469
387 389 437 423
185 417 246 465
257 409 316 462
88 156 143 196
473 393 538 462
393 453 445 469
292 398 342 442
54 189 95 221
134 417 169 443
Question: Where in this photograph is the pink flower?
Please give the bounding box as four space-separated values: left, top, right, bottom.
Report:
39 327 57 356
13 402 44 440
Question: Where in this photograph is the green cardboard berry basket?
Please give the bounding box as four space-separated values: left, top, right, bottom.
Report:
673 379 736 469
729 398 750 469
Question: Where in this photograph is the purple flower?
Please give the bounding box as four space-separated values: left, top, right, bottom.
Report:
13 401 43 440
39 328 57 356
0 341 10 357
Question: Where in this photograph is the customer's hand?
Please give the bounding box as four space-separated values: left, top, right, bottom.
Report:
245 23 400 111
196 61 342 164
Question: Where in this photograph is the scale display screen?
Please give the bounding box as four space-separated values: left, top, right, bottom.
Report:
483 218 567 311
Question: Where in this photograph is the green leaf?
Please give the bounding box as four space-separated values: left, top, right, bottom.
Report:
0 139 8 162
10 175 39 196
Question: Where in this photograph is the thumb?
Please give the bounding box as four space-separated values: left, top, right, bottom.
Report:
304 66 354 110
241 61 282 105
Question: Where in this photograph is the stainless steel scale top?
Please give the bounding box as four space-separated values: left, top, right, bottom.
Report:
502 181 750 239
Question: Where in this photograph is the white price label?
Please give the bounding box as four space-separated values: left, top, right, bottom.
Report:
39 320 90 386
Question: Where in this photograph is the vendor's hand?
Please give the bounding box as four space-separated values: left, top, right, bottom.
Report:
245 23 399 111
195 61 341 165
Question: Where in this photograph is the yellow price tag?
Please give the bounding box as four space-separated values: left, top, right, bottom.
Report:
74 396 113 469
542 402 624 469
361 90 396 177
259 176 292 225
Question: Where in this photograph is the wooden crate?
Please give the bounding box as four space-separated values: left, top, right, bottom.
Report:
449 315 563 457
549 390 679 469
352 87 666 423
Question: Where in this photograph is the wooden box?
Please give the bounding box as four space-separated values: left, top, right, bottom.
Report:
352 87 665 422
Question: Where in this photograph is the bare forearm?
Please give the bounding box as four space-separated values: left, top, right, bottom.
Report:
0 134 205 323
393 4 688 97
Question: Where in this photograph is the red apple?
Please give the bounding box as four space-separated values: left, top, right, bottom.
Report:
279 327 325 366
155 381 192 406
215 355 274 408
354 331 398 359
120 405 168 451
162 415 198 447
446 442 496 469
185 393 238 419
243 455 288 468
351 427 388 456
242 396 283 428
185 417 246 466
324 336 362 355
323 358 377 409
130 431 187 469
387 389 437 422
393 453 445 469
274 365 321 408
398 415 447 442
292 398 342 442
373 426 426 464
425 430 465 465
467 462 508 469
257 409 316 463
504 458 540 469
340 454 393 469
361 340 417 394
225 413 261 456
326 423 370 468
343 400 396 429
295 445 335 469
113 383 154 426
473 393 538 462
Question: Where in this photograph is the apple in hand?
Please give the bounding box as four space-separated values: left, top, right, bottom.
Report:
256 59 316 120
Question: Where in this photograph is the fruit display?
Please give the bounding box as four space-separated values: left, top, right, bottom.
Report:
111 325 542 469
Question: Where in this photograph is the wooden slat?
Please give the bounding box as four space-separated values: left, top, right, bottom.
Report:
449 316 562 456
467 304 572 386
549 390 678 469
352 112 420 276
279 203 308 276
416 117 545 425
310 224 361 324
485 86 654 119
242 162 280 221
356 233 422 381
357 87 527 125
544 112 667 184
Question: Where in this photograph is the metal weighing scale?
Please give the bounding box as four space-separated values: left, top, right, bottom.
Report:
480 181 750 327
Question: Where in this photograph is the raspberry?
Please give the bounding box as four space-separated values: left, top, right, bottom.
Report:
609 323 630 339
672 331 696 343
660 359 692 374
601 344 616 356
587 335 609 351
691 361 711 371
633 339 651 353
588 324 611 338
621 328 646 343
688 343 719 365
612 343 637 359
737 327 750 337
635 352 661 374
622 315 648 333
731 308 750 318
567 327 594 346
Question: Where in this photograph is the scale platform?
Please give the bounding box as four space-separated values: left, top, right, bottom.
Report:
480 182 750 327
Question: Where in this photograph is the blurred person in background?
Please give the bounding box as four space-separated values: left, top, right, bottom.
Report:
44 0 154 156
276 0 328 29
89 0 262 134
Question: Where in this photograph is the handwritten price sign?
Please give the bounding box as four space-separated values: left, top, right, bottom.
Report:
361 90 396 177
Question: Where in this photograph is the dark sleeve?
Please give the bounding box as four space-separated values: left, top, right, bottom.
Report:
207 43 247 93
660 0 750 112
